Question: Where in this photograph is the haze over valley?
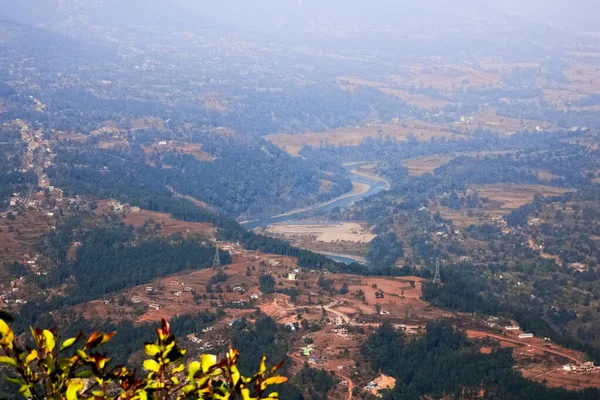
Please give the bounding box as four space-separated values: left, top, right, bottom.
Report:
1 1 600 398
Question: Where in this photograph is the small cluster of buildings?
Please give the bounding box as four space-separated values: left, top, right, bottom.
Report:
562 362 600 374
365 374 396 397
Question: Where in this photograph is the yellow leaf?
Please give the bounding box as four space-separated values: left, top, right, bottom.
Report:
60 337 78 351
258 356 267 375
230 364 240 386
143 359 160 372
25 350 38 365
187 361 201 381
144 343 160 357
66 379 84 400
172 363 185 374
0 320 14 349
0 319 10 335
200 354 217 373
240 387 254 400
42 330 55 352
260 376 287 390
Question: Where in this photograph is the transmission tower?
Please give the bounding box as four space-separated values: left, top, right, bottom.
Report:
433 257 441 285
212 247 221 270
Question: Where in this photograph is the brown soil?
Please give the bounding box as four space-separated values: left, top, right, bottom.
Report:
122 210 215 238
403 156 453 176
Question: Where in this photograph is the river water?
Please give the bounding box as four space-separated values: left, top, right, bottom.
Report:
241 167 388 263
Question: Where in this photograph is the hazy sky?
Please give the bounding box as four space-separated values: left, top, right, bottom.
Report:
0 0 598 34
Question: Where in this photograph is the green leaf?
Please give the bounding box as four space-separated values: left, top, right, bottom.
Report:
60 337 78 351
4 376 26 385
0 356 18 368
143 359 160 372
75 370 94 378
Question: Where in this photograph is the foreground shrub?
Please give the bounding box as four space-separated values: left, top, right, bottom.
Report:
0 316 286 399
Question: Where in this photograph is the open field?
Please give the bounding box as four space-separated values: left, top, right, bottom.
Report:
454 109 558 135
337 76 454 110
543 88 587 105
475 184 574 210
122 209 215 238
265 221 375 243
391 65 501 91
479 59 541 73
380 88 453 110
268 107 553 157
403 155 453 176
543 64 600 106
143 140 214 163
266 122 466 156
432 184 575 227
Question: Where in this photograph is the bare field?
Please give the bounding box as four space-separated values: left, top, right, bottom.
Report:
430 206 486 228
544 64 600 106
143 141 214 162
391 65 500 91
98 139 129 149
475 184 574 210
432 184 575 227
565 65 600 95
54 131 88 142
338 76 453 109
536 170 561 181
265 222 375 243
122 210 215 238
457 109 557 135
402 155 453 176
543 89 587 105
266 123 466 156
380 87 453 110
479 60 541 72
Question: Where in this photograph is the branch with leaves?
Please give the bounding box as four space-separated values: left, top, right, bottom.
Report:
0 316 287 399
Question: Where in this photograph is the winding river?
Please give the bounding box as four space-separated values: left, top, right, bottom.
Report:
241 166 389 263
